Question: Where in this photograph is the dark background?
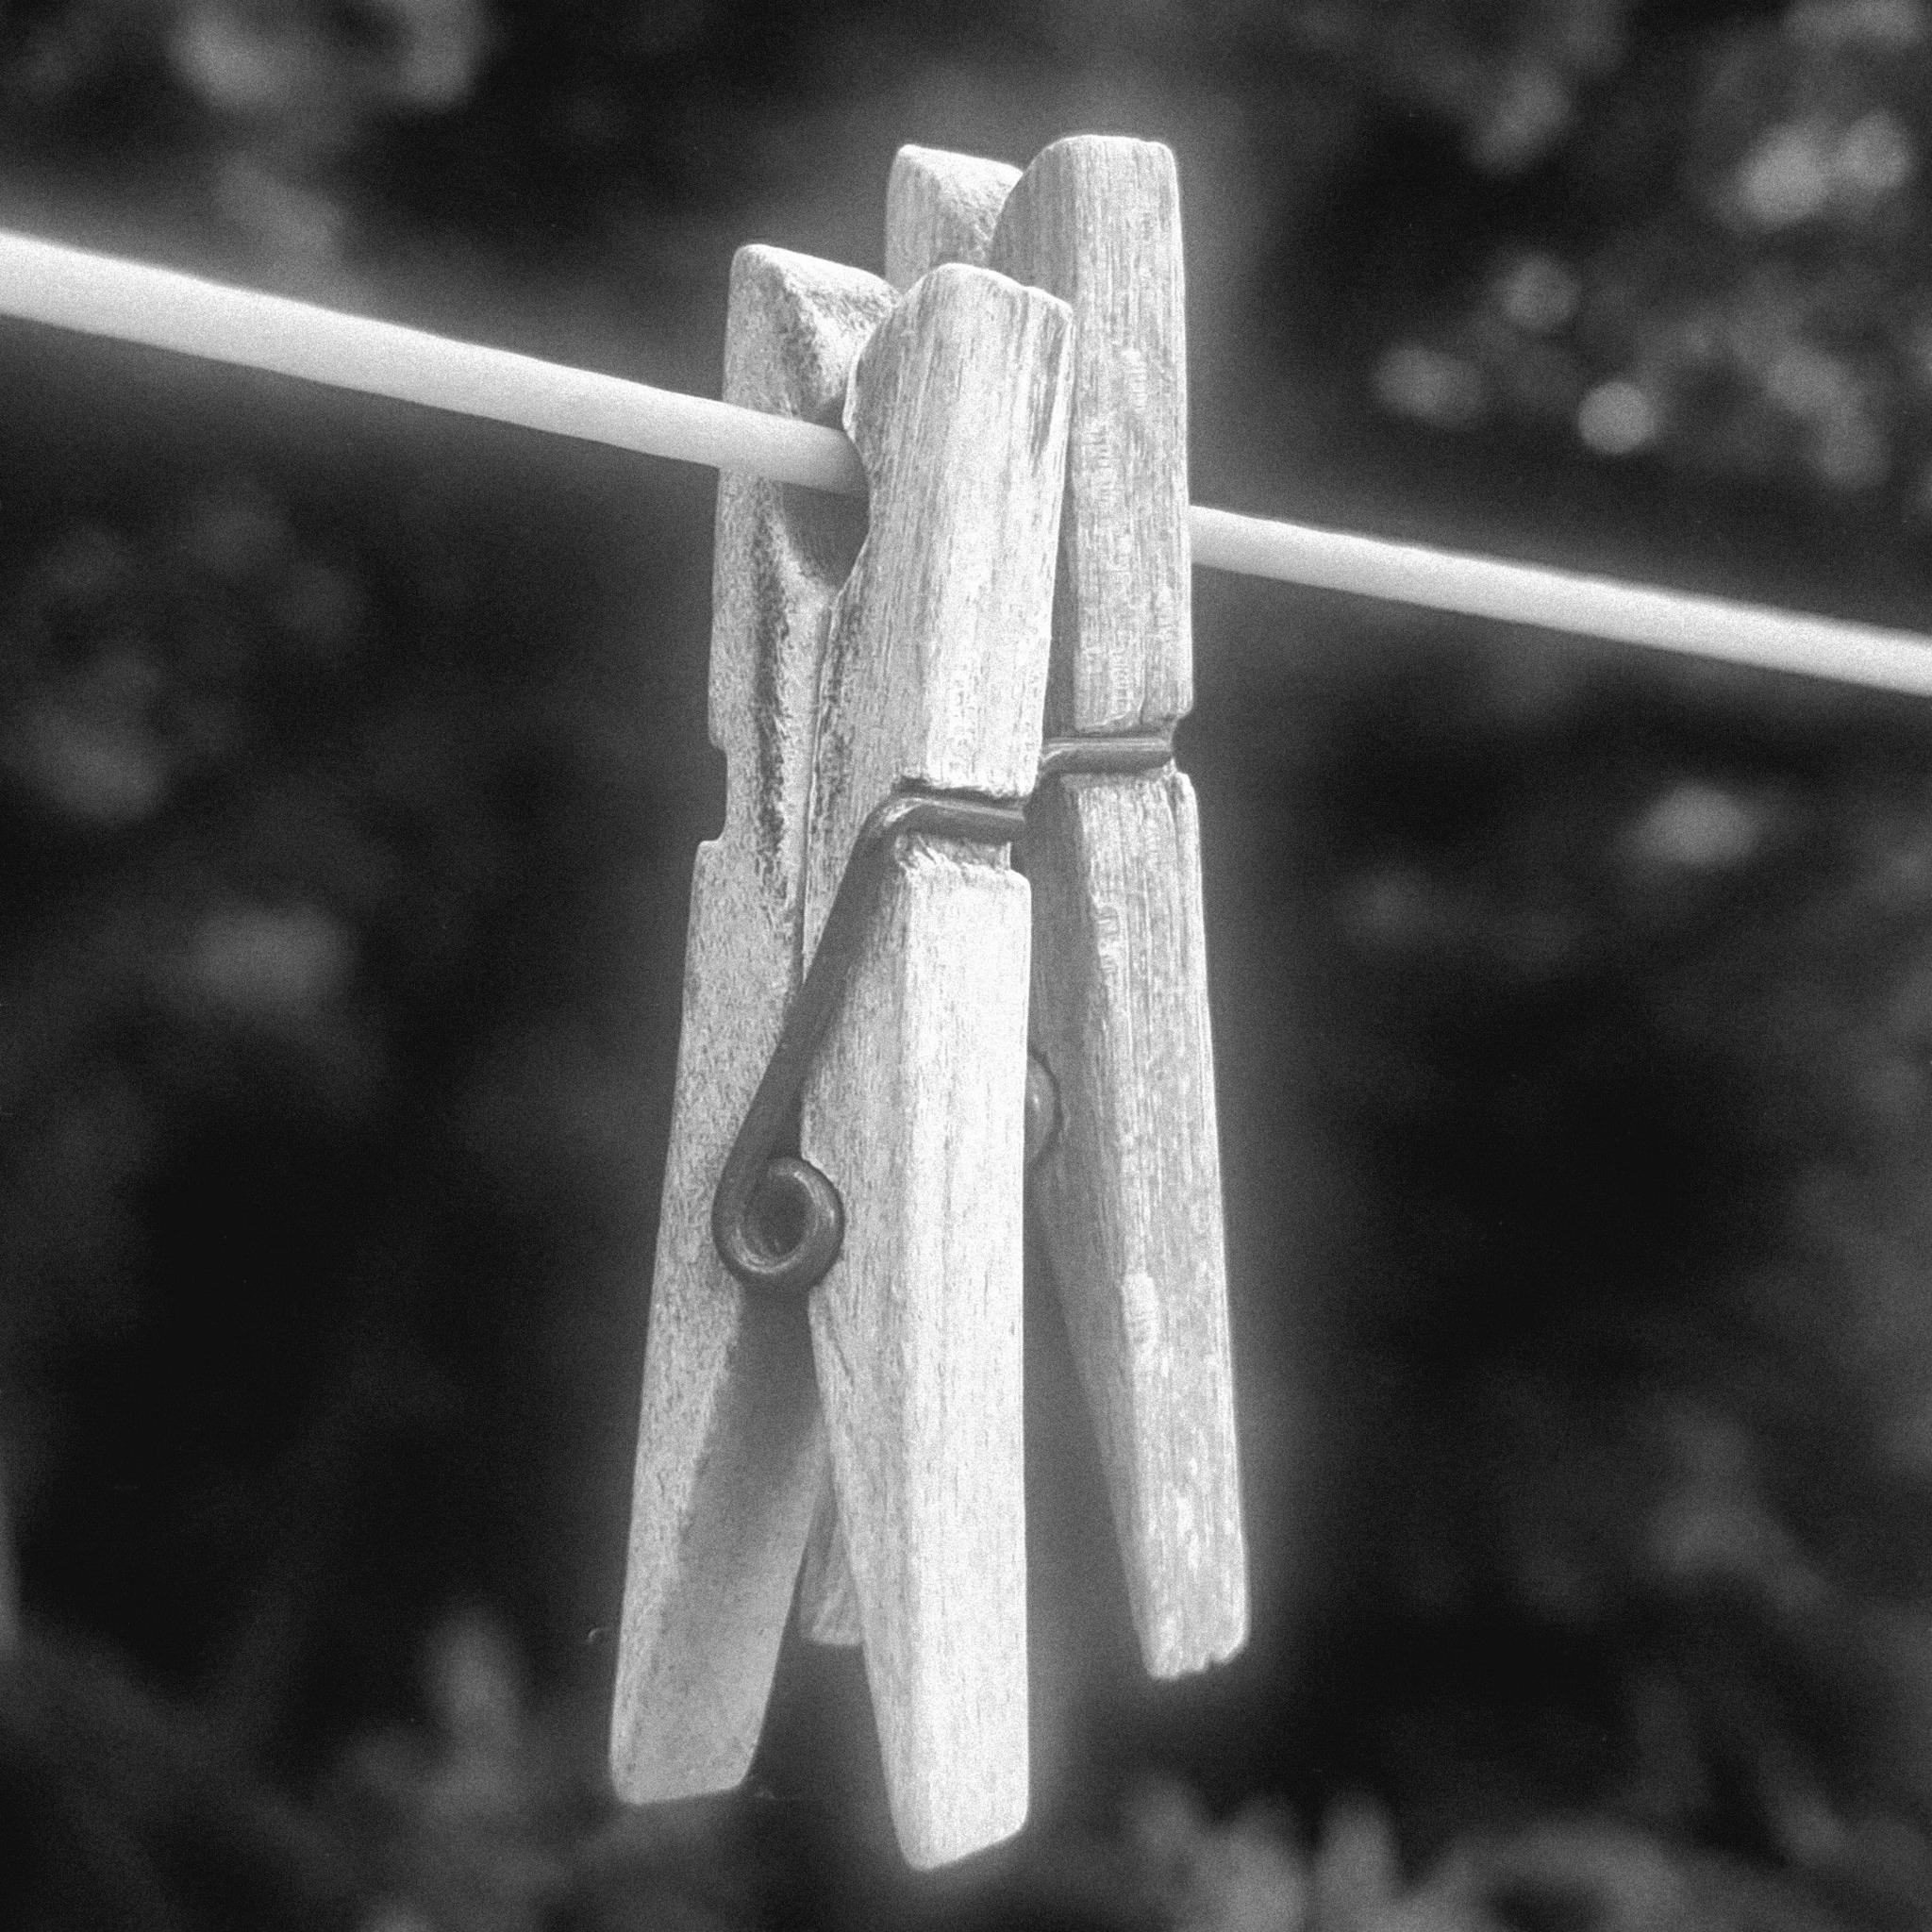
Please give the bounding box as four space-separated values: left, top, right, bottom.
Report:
6 2 1932 1927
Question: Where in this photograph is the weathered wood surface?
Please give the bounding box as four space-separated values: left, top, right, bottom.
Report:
609 244 894 1805
798 261 1071 1867
991 137 1192 734
891 137 1248 1676
884 145 1021 292
790 140 1032 1651
1025 766 1243 1673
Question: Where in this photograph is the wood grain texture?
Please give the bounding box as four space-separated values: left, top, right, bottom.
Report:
884 145 1021 292
609 244 895 1804
799 261 1071 1867
891 139 1248 1676
1025 770 1245 1672
992 137 1191 735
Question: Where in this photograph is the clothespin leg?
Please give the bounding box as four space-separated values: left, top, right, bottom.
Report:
610 245 895 1802
1026 765 1244 1672
798 263 1073 1866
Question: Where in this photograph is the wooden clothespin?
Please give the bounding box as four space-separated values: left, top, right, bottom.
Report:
875 137 1250 1677
609 242 891 1807
611 229 1073 1866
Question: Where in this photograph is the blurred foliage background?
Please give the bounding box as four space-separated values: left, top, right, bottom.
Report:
7 1 1932 1927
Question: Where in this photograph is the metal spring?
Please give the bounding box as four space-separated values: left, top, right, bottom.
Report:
711 733 1174 1296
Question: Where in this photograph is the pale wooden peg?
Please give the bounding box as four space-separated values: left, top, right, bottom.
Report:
610 244 895 1805
790 142 1027 1651
883 145 1021 292
798 261 1072 1867
888 137 1249 1678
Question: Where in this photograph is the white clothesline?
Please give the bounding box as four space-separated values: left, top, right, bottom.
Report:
3 227 1930 697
